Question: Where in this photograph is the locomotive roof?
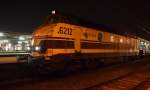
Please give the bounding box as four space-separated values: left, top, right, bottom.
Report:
41 10 138 39
44 10 113 31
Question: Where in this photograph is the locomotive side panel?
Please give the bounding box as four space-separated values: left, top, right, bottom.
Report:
31 22 142 61
50 23 79 56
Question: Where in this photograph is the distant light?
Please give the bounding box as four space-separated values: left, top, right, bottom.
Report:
18 41 22 44
19 36 25 40
52 10 55 14
8 43 11 50
141 41 144 45
5 45 9 51
27 47 31 50
3 40 9 43
17 46 22 50
0 32 4 36
26 43 30 46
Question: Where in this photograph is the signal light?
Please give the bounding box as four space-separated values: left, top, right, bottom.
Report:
52 10 55 14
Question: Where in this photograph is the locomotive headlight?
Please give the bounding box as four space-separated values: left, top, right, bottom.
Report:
35 46 41 51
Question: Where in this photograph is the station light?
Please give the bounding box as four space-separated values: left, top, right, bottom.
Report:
8 43 12 50
31 39 34 46
19 36 25 40
52 10 55 14
18 41 22 44
5 46 9 51
3 40 9 43
0 32 4 37
17 46 22 50
141 41 144 45
24 40 29 43
27 47 31 50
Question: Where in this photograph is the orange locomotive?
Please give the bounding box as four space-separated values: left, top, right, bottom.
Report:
27 10 150 69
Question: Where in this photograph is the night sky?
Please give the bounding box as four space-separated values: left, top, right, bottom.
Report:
0 0 150 40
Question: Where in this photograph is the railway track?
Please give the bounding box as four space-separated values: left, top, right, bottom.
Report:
85 61 150 90
134 79 150 90
0 57 150 90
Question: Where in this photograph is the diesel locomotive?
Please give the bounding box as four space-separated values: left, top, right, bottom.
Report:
22 10 150 69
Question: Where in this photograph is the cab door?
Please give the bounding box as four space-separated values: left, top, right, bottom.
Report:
74 26 81 53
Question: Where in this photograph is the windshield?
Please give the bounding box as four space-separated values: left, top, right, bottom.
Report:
39 40 74 49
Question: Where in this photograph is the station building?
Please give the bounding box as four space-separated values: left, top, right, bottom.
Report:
0 31 31 52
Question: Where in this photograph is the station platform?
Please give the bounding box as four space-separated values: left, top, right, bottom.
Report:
0 51 30 64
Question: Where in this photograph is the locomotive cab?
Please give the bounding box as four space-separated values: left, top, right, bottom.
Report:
29 10 78 64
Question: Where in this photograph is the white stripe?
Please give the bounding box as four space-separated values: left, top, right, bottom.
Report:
47 49 139 56
81 49 139 53
47 49 75 56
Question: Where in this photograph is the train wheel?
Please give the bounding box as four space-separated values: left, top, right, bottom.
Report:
80 59 88 70
32 59 51 75
50 55 72 74
80 59 98 70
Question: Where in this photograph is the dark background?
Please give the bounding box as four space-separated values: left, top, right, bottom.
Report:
0 0 150 40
